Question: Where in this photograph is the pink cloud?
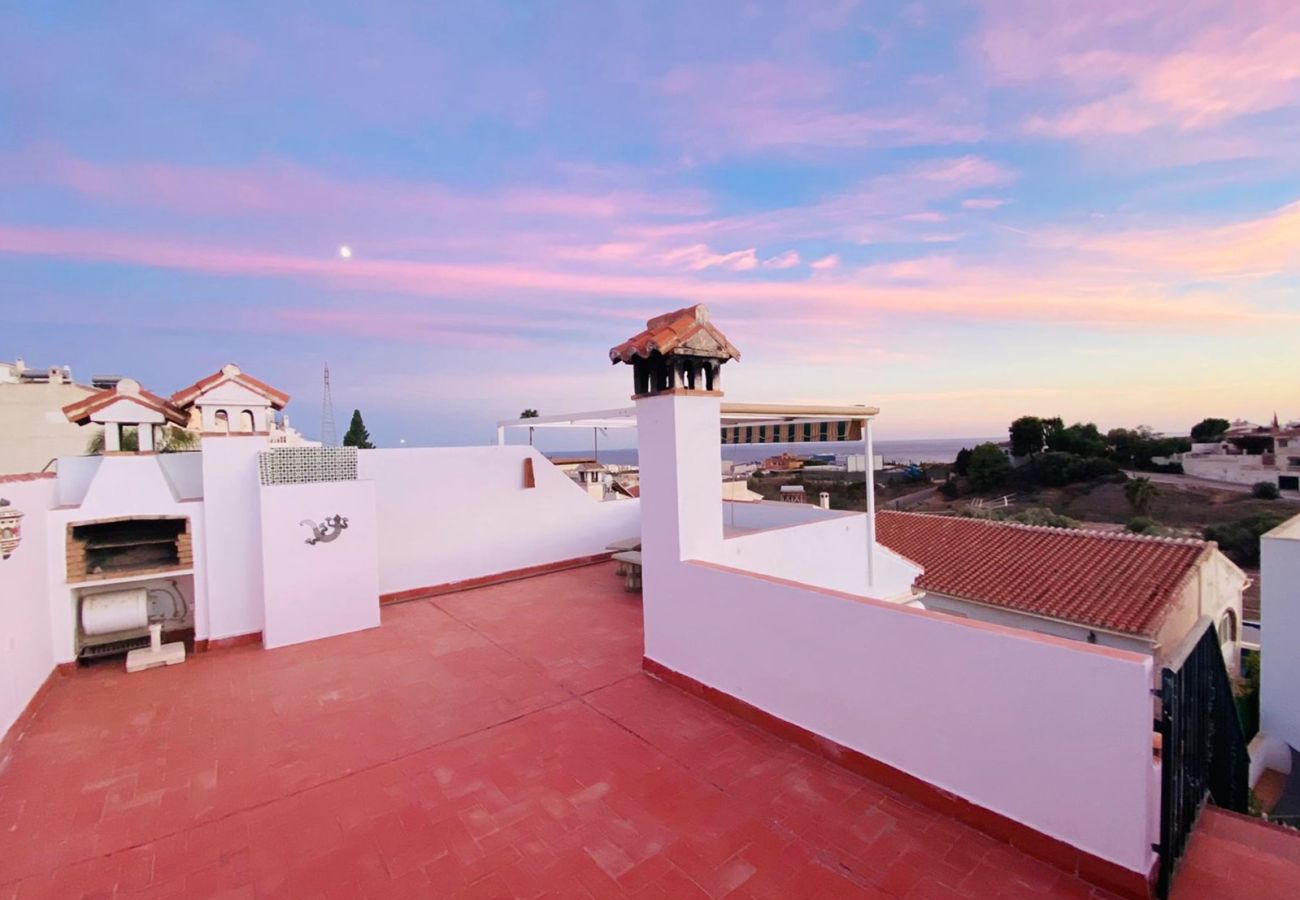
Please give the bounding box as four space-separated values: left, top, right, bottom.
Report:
1078 198 1300 278
979 2 1300 143
662 244 759 272
962 198 1008 210
2 220 1293 335
810 254 840 271
15 149 711 223
655 61 984 154
762 250 801 269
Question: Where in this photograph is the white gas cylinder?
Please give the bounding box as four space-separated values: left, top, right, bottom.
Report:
80 588 149 636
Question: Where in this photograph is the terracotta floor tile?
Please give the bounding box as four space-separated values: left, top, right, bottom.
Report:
0 563 1174 898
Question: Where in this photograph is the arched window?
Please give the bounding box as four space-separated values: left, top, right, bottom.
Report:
213 410 229 433
239 409 256 433
1219 610 1237 643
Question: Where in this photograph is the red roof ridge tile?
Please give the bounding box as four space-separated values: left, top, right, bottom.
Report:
876 509 1207 549
61 379 189 427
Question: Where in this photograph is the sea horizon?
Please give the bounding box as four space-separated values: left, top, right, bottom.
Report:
544 436 999 467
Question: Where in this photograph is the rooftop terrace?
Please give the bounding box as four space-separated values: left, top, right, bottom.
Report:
2 563 1135 899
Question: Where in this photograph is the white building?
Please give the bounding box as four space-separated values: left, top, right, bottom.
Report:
0 359 97 475
1181 422 1300 491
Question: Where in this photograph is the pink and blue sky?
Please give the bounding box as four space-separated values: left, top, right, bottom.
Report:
2 1 1298 445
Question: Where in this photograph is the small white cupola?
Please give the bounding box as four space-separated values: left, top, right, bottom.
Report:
62 378 188 453
169 364 290 435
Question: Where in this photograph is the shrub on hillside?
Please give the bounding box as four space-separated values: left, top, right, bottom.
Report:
1006 507 1079 529
1205 512 1290 567
939 479 960 500
1127 516 1157 534
1252 481 1281 500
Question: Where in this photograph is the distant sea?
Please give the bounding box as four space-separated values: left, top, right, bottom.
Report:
546 437 998 467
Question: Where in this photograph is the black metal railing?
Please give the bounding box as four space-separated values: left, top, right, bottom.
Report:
1155 617 1250 898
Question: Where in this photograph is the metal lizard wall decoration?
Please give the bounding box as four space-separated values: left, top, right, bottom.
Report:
301 514 349 545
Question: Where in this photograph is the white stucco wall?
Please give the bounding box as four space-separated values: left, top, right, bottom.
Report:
720 513 921 602
259 480 380 649
1261 514 1300 751
0 477 57 741
923 593 1154 656
649 560 1157 875
200 436 268 640
635 391 1156 876
358 446 640 595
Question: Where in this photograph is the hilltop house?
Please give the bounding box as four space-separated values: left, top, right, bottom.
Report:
1181 419 1300 491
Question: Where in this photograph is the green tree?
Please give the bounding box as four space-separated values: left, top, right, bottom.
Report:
1252 481 1281 500
342 410 374 449
520 408 539 445
1041 417 1065 451
1205 512 1288 567
1123 476 1158 516
953 447 973 476
86 426 138 454
967 442 1011 491
1191 417 1231 441
1008 416 1045 458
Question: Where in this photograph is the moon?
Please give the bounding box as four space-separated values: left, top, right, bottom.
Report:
338 245 353 259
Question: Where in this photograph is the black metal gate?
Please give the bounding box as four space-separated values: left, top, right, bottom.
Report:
1155 616 1250 898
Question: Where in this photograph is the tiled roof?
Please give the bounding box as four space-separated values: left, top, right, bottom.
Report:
62 382 189 427
609 304 741 364
0 471 56 484
170 364 290 409
875 511 1211 638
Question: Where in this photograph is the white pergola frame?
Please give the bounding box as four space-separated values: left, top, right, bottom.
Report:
496 401 883 586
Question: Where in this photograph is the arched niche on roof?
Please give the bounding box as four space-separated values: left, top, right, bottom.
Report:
214 410 229 433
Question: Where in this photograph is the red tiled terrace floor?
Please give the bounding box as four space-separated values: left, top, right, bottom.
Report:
3 562 1138 898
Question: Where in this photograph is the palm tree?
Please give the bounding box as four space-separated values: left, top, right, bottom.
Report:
1124 476 1159 516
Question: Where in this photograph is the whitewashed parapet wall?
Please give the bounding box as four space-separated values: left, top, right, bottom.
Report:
635 388 1159 880
359 446 640 596
0 477 56 741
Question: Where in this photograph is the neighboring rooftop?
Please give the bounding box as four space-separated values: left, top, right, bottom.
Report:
0 564 1127 898
170 363 290 410
61 377 189 427
876 511 1211 638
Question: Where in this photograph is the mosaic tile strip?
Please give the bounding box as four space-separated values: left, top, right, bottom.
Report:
258 446 358 485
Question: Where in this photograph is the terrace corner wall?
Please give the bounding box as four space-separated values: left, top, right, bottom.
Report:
0 477 56 742
359 446 640 597
644 558 1158 881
